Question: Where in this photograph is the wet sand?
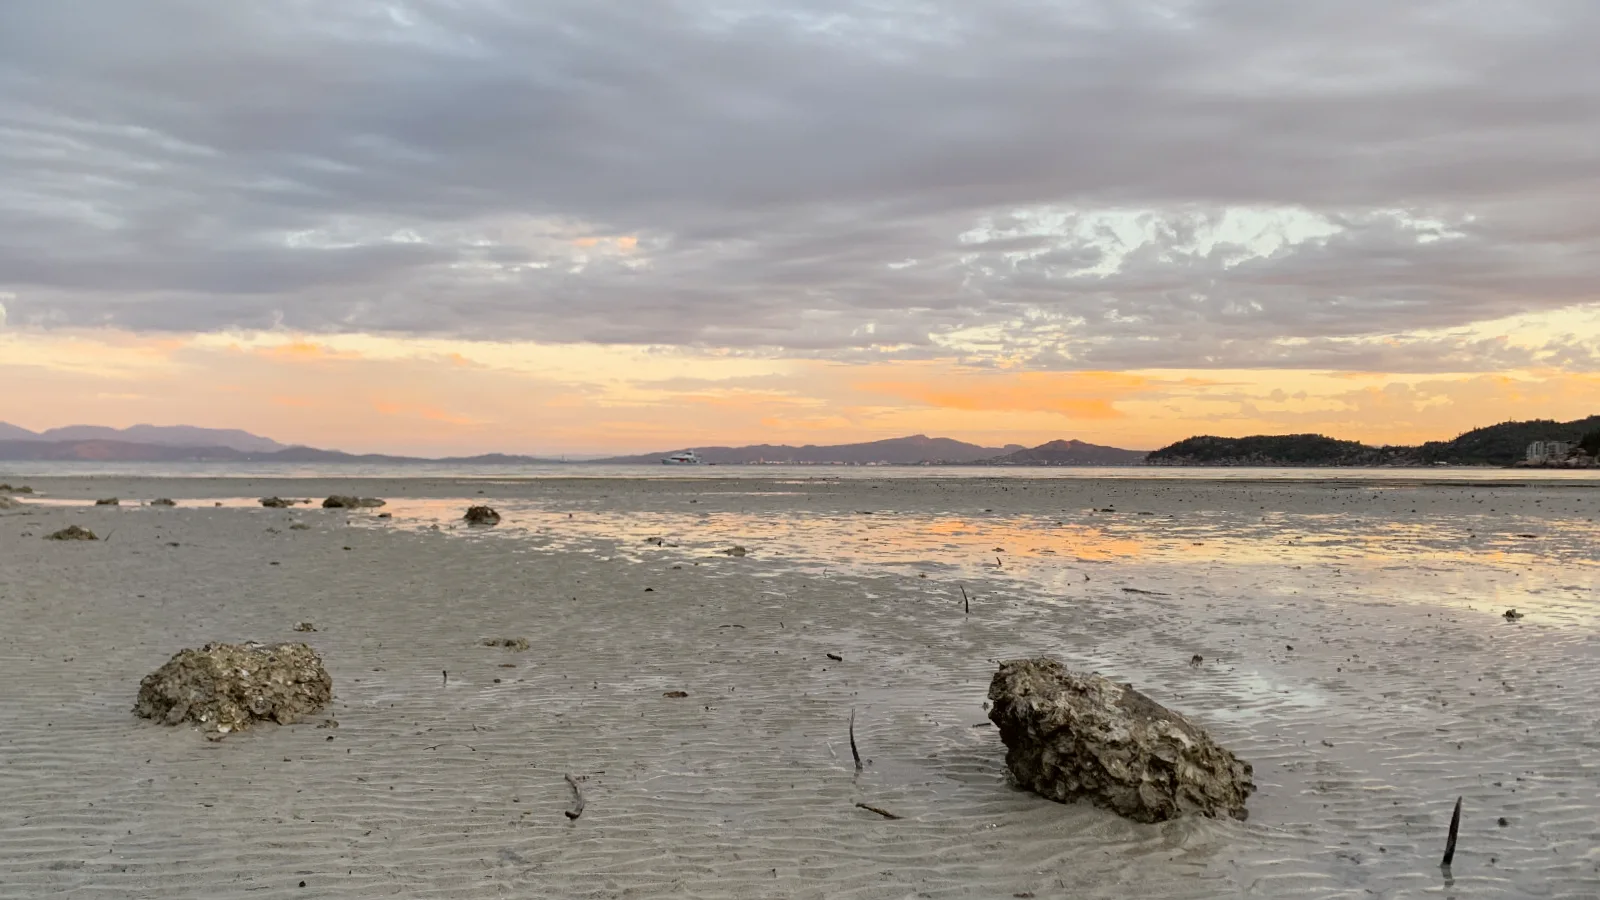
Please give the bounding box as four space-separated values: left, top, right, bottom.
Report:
1 476 1597 898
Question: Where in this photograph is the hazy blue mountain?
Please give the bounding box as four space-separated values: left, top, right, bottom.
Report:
986 439 1147 465
34 424 287 452
592 434 1015 465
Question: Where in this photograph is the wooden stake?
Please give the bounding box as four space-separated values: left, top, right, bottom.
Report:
1441 796 1462 868
855 802 901 820
849 709 862 772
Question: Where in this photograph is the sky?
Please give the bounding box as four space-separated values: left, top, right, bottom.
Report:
3 0 1600 455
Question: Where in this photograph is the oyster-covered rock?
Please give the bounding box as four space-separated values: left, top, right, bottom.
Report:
134 642 332 739
45 525 97 540
323 495 385 509
464 505 501 525
988 657 1254 822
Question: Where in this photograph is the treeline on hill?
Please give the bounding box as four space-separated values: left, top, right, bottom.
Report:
1415 415 1600 465
1147 415 1600 467
1145 434 1410 466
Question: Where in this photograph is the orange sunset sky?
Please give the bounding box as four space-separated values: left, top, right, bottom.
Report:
4 3 1599 456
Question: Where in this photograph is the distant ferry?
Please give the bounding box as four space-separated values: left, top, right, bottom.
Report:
661 449 702 465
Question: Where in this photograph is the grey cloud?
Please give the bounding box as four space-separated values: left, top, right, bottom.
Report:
2 0 1599 369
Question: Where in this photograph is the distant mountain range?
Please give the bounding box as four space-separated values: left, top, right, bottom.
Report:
9 416 1593 468
592 435 1029 465
0 425 1149 466
1146 415 1600 467
984 438 1148 466
0 438 562 465
0 423 286 453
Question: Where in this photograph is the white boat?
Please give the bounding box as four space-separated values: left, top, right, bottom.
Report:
661 450 701 465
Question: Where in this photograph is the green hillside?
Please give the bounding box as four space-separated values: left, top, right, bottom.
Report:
1416 416 1600 466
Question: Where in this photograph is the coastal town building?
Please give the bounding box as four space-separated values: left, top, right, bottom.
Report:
1525 440 1571 464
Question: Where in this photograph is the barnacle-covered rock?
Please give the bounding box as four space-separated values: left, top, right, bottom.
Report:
134 642 332 739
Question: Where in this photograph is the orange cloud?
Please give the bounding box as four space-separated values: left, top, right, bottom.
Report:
371 400 482 426
254 340 361 361
858 370 1148 418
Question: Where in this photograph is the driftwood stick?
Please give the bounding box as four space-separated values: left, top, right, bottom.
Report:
960 585 969 615
1440 795 1462 867
849 709 862 772
564 773 586 820
855 802 901 820
442 669 448 686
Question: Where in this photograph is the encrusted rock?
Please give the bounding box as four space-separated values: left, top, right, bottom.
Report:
134 642 332 739
0 495 25 511
721 545 749 557
480 637 528 651
95 497 120 506
149 498 177 507
464 505 501 526
45 525 98 541
987 657 1254 823
0 484 34 494
261 497 295 508
293 622 317 632
323 495 385 509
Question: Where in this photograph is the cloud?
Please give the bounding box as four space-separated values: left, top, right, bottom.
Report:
1 1 1600 370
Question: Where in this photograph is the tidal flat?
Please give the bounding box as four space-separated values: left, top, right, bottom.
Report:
1 475 1597 898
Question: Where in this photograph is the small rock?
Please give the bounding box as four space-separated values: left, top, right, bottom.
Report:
1189 654 1204 668
1503 609 1523 620
480 637 529 651
260 497 295 508
95 498 120 506
0 496 25 511
289 523 311 531
663 690 689 698
988 657 1254 822
323 496 385 509
149 498 177 507
45 525 98 541
293 622 317 632
463 505 501 525
827 653 843 661
134 642 332 739
721 545 749 557
376 512 392 519
1498 816 1509 827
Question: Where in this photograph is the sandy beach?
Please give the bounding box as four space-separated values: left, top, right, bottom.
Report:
1 474 1597 898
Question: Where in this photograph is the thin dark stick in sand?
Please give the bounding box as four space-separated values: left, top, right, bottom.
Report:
1440 796 1462 868
855 802 901 820
849 709 862 772
442 670 448 686
960 585 969 615
564 773 586 820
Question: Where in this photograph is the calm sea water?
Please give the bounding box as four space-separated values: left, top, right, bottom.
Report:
5 460 1600 482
